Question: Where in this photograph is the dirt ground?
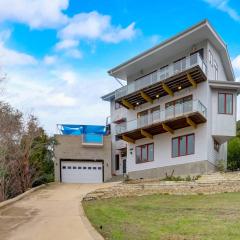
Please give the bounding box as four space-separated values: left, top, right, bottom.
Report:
0 183 115 240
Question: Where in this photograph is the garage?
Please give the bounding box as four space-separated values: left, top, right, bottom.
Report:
61 160 103 183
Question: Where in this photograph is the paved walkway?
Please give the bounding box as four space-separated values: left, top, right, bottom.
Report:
0 183 114 240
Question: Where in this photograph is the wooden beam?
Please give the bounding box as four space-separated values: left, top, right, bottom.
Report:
187 73 197 88
186 117 197 129
140 91 153 104
122 99 134 110
140 129 153 139
162 83 174 97
162 123 174 134
122 135 135 144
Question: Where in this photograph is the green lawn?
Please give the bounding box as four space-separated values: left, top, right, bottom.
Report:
83 193 240 240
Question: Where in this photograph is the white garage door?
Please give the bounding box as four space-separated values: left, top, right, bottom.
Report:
61 161 103 183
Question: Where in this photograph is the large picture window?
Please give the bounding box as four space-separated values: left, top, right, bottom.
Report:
136 143 154 164
172 134 195 157
218 93 233 114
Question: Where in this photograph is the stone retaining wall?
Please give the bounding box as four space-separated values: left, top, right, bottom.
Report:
83 180 240 201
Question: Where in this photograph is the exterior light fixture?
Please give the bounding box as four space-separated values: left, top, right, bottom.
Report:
156 94 159 98
136 102 139 105
178 86 182 90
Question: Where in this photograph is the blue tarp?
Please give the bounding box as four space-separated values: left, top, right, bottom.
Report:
59 124 107 136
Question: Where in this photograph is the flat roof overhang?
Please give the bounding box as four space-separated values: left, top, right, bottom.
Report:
209 80 240 94
116 66 207 108
108 20 234 82
117 112 206 142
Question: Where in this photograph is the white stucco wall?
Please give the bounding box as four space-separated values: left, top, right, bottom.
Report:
127 124 208 173
207 41 228 81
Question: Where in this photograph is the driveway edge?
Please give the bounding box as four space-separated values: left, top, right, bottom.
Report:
80 199 104 240
0 184 47 209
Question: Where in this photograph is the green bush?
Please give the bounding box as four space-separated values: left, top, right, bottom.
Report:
227 137 240 171
217 159 226 172
31 173 54 187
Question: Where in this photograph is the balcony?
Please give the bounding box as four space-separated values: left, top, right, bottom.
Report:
115 53 207 108
116 100 207 142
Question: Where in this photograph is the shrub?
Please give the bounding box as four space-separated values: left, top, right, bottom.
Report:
217 159 226 172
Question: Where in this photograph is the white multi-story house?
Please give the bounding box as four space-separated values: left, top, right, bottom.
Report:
102 20 240 179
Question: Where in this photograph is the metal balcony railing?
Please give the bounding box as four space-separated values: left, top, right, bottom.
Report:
115 53 207 100
115 100 207 135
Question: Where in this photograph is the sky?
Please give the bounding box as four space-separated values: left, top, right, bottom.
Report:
0 0 239 134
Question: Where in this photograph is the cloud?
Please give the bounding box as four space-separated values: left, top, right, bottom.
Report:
203 0 240 22
3 65 119 134
55 39 79 51
232 55 240 71
0 0 69 29
0 30 37 66
58 11 137 44
149 35 161 45
64 49 82 59
43 55 58 65
47 93 76 107
57 70 77 85
0 42 37 66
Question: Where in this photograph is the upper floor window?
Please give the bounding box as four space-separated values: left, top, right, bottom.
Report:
174 57 186 73
209 50 213 66
137 110 148 128
159 65 169 80
172 134 195 158
136 143 154 164
150 106 160 123
213 60 218 80
165 95 193 118
115 101 122 110
218 93 233 115
190 48 204 66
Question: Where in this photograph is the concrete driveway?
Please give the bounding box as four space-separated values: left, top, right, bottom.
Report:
0 183 114 240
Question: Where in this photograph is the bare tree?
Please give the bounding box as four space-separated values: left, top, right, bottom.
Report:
0 102 44 201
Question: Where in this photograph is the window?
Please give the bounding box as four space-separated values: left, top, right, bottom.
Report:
214 139 220 152
115 155 120 171
93 167 97 170
73 166 77 169
190 49 204 65
159 65 169 80
115 101 122 110
67 166 71 169
172 134 195 157
78 166 82 169
98 167 102 170
218 93 233 114
136 143 154 164
62 166 66 169
150 106 160 123
213 60 218 80
137 110 148 128
209 50 213 66
83 167 87 169
174 57 186 73
88 167 92 170
165 95 193 119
